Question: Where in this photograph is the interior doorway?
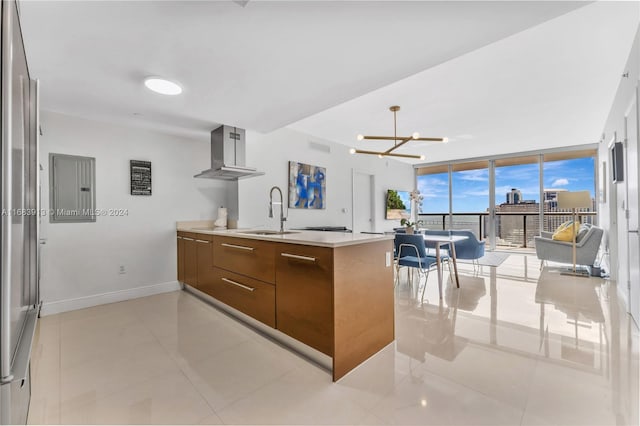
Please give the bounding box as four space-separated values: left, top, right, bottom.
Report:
352 170 375 233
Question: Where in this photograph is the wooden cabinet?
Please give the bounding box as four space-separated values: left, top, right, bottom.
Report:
183 236 198 288
275 244 334 356
332 241 394 381
178 230 394 382
178 232 213 289
203 267 275 327
196 237 214 289
213 236 275 283
177 236 185 283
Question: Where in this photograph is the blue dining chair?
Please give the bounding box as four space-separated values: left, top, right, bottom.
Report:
394 234 450 300
424 229 485 272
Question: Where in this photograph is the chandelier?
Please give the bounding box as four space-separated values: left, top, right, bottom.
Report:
349 105 447 160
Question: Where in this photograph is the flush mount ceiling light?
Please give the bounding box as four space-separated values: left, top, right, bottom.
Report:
144 77 183 95
350 105 448 160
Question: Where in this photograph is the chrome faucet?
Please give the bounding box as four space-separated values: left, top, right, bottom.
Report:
269 186 287 232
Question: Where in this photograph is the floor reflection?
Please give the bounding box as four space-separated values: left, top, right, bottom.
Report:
28 254 639 425
395 255 639 425
396 299 467 362
535 270 606 369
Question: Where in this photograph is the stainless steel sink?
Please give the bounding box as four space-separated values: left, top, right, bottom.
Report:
239 230 299 235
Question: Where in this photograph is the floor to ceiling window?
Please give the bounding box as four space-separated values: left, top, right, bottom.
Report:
416 165 450 230
451 161 489 238
542 150 597 233
494 156 540 249
416 148 597 252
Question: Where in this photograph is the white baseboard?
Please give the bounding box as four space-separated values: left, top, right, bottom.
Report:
40 281 181 316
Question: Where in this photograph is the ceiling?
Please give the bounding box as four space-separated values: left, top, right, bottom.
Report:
289 1 640 164
18 0 597 143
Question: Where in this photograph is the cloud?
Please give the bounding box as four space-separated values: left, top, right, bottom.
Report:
418 176 448 187
417 176 449 198
457 169 488 182
552 178 569 187
543 160 570 170
463 190 489 197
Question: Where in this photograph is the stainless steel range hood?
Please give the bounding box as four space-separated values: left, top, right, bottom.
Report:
194 125 264 180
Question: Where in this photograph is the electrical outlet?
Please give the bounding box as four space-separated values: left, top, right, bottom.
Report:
385 251 391 267
119 265 126 274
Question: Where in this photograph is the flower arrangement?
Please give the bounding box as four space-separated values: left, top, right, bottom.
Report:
400 218 424 234
410 189 424 213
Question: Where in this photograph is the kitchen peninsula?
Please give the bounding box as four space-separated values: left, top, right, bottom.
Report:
176 222 395 381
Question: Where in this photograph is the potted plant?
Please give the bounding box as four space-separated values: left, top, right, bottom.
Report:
400 218 424 234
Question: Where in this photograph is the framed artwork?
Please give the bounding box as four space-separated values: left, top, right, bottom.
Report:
288 161 326 209
611 142 624 183
385 190 411 220
130 160 152 195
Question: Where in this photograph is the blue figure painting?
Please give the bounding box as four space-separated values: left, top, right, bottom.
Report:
308 168 325 208
288 161 326 209
295 169 309 208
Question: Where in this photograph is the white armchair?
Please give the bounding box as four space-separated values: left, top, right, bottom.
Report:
534 223 603 268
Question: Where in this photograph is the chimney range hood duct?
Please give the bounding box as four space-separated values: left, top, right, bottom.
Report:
194 125 264 180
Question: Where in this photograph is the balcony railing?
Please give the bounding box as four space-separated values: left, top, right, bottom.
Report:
417 211 597 249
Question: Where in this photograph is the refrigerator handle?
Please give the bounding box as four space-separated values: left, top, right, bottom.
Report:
1 0 14 383
0 2 15 383
33 78 40 306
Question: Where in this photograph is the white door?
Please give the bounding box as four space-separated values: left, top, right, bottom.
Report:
352 171 374 233
626 86 639 327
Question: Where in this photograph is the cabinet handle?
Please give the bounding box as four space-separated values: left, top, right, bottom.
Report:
281 253 316 262
221 277 255 292
182 237 195 241
196 239 210 243
221 243 254 251
177 236 182 240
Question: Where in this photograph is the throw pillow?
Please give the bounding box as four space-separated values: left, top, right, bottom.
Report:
576 223 590 243
552 220 581 242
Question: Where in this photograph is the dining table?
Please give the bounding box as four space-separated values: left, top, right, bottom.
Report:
422 234 468 297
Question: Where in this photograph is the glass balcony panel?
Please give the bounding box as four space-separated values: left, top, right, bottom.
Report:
495 156 540 250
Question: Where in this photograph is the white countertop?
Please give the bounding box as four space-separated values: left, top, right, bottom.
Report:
176 224 393 248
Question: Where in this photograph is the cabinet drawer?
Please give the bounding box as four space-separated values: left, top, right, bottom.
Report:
213 236 275 283
178 231 211 241
275 245 334 356
202 267 275 328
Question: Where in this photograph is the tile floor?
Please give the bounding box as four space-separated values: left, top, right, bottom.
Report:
28 254 639 425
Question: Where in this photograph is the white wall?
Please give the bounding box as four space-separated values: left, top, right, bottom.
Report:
238 127 415 232
39 111 223 314
598 25 640 308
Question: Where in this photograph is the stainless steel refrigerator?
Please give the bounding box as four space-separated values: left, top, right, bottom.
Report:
0 1 41 424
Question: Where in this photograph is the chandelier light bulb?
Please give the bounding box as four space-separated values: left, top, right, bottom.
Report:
419 155 426 160
357 134 364 141
442 137 449 143
378 154 384 159
349 148 356 154
412 132 420 139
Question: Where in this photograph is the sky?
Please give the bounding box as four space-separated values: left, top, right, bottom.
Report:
417 157 595 213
